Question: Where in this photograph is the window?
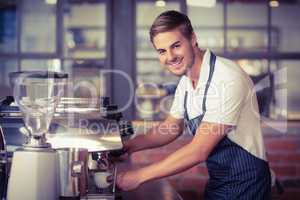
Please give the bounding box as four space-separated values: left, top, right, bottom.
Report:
0 1 17 53
270 60 300 120
135 1 181 120
186 0 300 120
0 60 18 97
227 2 268 53
271 2 300 52
63 1 107 98
63 2 106 59
188 2 224 53
0 0 108 99
21 0 56 53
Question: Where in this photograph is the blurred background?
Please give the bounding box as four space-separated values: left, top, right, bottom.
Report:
0 0 300 121
1 1 300 199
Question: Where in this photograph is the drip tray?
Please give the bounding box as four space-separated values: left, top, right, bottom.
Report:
82 194 116 200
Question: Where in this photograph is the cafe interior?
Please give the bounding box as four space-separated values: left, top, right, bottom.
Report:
0 0 300 199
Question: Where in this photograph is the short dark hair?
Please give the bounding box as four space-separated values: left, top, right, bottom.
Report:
149 10 194 43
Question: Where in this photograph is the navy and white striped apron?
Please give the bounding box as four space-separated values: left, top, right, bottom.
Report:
183 53 271 200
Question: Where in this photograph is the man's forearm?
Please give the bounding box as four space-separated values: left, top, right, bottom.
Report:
137 121 229 183
126 117 183 153
127 125 176 152
138 141 206 183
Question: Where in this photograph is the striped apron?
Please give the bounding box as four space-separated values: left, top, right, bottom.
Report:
183 53 271 200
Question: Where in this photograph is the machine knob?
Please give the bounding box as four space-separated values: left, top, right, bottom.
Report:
71 161 83 177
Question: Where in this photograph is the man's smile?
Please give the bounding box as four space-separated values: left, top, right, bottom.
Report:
167 57 183 68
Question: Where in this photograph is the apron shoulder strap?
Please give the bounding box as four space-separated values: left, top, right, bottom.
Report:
184 51 217 120
202 52 216 113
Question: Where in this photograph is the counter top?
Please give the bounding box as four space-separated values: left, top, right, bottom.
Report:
115 158 182 200
121 179 182 200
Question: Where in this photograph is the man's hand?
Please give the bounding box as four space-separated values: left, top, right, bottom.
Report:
116 170 143 191
122 140 133 154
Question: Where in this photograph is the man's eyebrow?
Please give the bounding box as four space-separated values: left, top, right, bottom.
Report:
170 41 181 48
156 41 181 52
156 48 165 52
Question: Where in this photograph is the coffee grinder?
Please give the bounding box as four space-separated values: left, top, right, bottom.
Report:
7 71 67 200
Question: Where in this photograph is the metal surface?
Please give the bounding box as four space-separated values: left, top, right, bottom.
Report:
85 165 118 199
0 125 8 199
47 117 123 152
55 97 104 115
0 97 106 116
83 194 115 200
57 148 89 198
48 132 123 152
1 97 124 199
1 102 123 153
7 150 59 200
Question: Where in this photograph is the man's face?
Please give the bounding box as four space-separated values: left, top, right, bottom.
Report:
153 29 196 76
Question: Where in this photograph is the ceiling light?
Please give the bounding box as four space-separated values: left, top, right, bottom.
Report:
269 0 279 8
155 0 166 7
45 0 57 5
187 0 216 8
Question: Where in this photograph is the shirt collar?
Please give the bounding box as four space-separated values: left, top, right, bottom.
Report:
195 49 211 90
182 49 212 91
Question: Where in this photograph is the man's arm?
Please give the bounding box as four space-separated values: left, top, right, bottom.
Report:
117 121 232 190
124 115 184 153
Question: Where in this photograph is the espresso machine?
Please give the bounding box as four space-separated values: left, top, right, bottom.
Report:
0 77 133 200
0 124 8 199
46 97 131 200
6 71 68 200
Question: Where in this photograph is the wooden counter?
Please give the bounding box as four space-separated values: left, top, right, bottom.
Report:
121 179 183 200
115 158 183 200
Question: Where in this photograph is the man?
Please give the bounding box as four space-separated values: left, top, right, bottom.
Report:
117 10 271 199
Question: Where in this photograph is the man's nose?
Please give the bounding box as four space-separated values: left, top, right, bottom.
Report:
167 50 176 61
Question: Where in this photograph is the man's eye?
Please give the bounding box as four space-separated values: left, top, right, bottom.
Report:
158 51 165 55
174 44 180 48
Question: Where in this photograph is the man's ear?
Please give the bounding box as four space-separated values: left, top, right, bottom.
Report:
191 32 197 47
152 42 157 50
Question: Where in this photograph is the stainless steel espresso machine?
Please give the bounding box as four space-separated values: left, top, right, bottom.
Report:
0 124 8 200
0 71 133 200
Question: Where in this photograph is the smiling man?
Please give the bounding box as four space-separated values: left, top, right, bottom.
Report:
117 10 271 199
